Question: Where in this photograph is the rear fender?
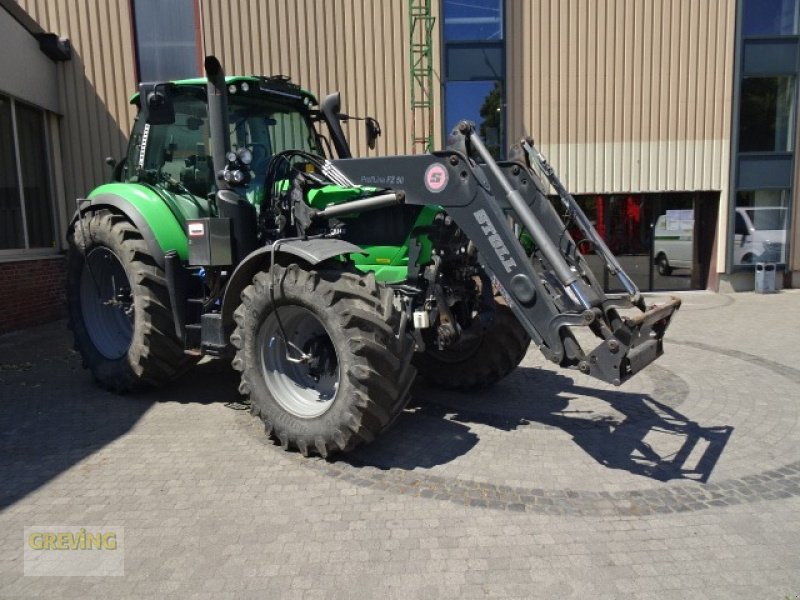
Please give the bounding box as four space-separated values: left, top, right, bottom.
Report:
71 184 188 268
220 238 364 331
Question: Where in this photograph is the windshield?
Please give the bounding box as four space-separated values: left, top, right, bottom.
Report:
743 208 787 231
124 87 320 199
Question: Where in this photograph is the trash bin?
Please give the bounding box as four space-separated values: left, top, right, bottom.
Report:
755 262 777 294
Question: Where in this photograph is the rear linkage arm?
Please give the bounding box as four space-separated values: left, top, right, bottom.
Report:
331 122 680 386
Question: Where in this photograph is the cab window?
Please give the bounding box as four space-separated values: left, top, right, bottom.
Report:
125 87 319 198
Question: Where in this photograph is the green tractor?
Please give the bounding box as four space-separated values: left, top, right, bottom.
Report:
67 56 680 456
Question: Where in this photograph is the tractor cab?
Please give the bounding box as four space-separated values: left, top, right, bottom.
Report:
121 76 322 211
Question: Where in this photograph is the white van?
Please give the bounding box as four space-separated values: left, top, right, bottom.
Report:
733 206 788 265
653 207 788 275
653 213 693 276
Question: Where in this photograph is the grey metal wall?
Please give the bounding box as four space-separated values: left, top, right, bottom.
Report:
506 0 737 273
0 7 59 113
13 0 744 275
14 0 442 238
16 0 735 199
199 0 442 158
15 0 137 235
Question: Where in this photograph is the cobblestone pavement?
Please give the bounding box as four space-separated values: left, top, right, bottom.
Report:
1 290 799 599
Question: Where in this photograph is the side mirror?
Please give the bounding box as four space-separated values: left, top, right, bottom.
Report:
365 117 381 150
106 157 126 182
138 82 175 125
116 159 127 181
321 92 351 158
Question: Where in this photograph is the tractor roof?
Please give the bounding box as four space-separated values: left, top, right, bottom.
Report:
129 75 317 105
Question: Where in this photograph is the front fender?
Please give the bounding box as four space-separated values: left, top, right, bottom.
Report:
220 238 364 330
70 184 190 268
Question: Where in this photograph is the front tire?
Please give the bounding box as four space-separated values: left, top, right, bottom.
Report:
413 302 530 391
656 254 673 276
67 210 194 392
231 264 416 457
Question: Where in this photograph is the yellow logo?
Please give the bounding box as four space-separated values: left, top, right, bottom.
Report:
24 525 124 576
27 529 118 551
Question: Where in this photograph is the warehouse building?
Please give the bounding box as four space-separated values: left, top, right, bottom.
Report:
0 0 798 333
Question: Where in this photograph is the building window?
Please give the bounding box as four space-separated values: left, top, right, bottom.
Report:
733 190 790 264
443 0 503 40
0 94 55 252
0 95 23 249
738 76 795 152
15 102 55 248
573 193 708 292
444 80 503 153
132 0 199 82
442 0 505 158
730 0 799 271
742 0 799 36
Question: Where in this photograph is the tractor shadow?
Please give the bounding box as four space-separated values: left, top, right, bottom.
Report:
0 324 240 510
344 408 481 470
151 358 242 404
346 367 732 483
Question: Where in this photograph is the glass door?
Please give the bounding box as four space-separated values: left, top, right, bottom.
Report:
573 193 702 292
604 195 654 292
651 194 695 291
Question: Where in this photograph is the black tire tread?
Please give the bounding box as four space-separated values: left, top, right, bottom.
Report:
414 303 530 391
232 263 416 457
66 209 195 392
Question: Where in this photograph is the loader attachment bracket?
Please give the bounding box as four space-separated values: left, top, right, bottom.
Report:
581 296 681 385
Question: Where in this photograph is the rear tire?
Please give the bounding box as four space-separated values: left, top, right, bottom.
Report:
67 210 194 392
413 302 530 391
231 264 416 457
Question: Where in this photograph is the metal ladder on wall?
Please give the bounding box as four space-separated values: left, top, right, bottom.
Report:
409 0 435 153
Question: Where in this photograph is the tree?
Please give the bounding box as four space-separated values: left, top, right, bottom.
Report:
479 81 502 158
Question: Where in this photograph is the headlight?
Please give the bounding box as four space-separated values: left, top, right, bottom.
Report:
238 148 253 165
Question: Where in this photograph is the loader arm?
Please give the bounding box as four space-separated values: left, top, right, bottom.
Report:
330 123 680 386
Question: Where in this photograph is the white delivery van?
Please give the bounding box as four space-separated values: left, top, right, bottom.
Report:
733 206 788 265
654 207 787 274
653 212 693 276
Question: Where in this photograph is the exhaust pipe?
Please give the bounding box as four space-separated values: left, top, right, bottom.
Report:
204 55 231 190
204 56 257 261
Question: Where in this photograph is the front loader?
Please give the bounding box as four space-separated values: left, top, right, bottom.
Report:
66 56 679 456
